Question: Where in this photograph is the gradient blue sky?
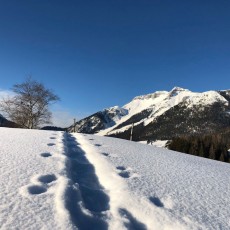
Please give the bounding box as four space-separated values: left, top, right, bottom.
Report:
0 0 230 126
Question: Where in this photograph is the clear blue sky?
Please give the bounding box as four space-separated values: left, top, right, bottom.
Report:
0 0 230 125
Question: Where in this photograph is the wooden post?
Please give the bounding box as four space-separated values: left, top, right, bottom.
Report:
73 118 76 133
130 123 134 141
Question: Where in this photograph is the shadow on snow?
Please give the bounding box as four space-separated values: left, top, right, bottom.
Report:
119 209 147 230
63 133 109 230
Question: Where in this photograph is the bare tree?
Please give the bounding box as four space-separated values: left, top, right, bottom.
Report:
0 78 59 129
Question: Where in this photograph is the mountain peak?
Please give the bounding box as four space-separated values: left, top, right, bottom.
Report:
133 91 168 101
171 86 187 91
170 86 189 92
169 87 189 97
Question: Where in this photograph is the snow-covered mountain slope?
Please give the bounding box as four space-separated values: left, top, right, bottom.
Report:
69 106 128 133
69 87 230 141
1 127 230 229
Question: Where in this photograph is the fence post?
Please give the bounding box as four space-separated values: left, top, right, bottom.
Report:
73 118 76 133
130 123 134 141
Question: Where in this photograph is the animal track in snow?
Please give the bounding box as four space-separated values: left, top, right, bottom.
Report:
116 166 126 170
38 174 57 184
149 196 164 208
117 166 131 178
119 208 147 230
119 171 131 178
27 185 47 195
50 137 56 139
116 166 138 179
22 173 57 197
101 152 109 157
89 138 94 140
95 144 102 147
40 153 52 157
47 143 55 146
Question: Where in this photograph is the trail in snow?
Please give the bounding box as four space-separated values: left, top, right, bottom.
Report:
74 133 230 230
74 134 189 230
63 133 152 229
62 133 109 229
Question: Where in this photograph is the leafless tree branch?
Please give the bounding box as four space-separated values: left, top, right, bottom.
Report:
0 78 59 129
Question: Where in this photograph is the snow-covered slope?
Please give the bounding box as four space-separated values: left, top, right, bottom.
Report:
1 127 230 229
0 128 72 229
68 87 230 141
68 106 128 133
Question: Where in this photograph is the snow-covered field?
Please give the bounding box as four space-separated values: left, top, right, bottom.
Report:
0 128 230 230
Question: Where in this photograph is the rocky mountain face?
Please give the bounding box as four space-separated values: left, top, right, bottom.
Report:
68 106 128 134
69 87 230 141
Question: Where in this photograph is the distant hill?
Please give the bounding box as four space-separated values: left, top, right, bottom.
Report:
0 114 20 128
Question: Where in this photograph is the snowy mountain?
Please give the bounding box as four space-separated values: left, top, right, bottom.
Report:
1 127 230 229
69 106 128 134
69 87 230 141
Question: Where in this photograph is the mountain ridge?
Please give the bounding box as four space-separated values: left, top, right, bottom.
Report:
69 87 230 141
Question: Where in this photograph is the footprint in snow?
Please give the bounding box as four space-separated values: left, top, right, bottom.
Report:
38 174 57 184
101 152 109 157
95 144 102 147
50 137 56 139
89 138 94 140
116 166 126 170
47 143 55 146
119 208 147 230
116 166 131 178
27 185 47 195
23 174 57 196
116 166 138 179
119 171 131 178
149 196 164 208
40 153 52 158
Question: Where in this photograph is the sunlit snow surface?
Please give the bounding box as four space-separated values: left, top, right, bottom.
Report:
0 128 72 230
0 128 230 229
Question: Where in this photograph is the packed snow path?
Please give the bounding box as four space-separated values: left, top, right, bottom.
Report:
63 133 110 229
0 128 230 229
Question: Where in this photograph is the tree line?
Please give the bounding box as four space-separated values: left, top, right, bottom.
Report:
168 129 230 163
